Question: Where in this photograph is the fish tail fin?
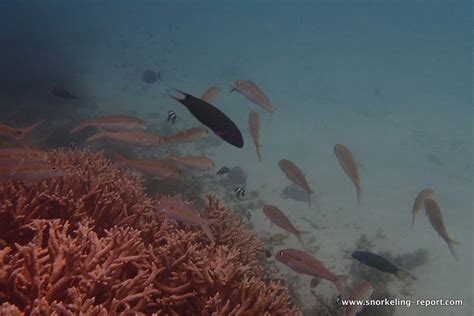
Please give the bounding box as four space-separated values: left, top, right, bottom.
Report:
69 121 90 133
296 230 311 247
267 112 273 127
112 152 129 167
335 275 350 299
448 239 460 260
256 143 262 162
308 191 314 208
86 128 107 142
410 215 416 231
356 186 362 206
18 119 45 140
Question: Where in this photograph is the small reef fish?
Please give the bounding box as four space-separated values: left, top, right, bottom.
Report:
345 281 374 316
167 110 177 123
334 144 361 205
163 127 209 143
278 159 313 207
201 85 221 103
411 188 434 230
216 166 230 175
268 233 288 243
0 161 63 183
234 186 245 197
167 89 244 148
87 130 164 147
424 199 459 260
0 120 45 143
230 80 275 123
351 251 407 279
276 248 348 297
114 154 184 179
249 111 262 162
169 155 214 170
263 204 307 246
51 85 77 99
156 194 216 243
70 115 147 133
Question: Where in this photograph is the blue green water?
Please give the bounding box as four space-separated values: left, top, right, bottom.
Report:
0 1 472 315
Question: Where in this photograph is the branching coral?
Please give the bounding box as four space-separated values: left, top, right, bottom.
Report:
0 148 299 315
0 148 153 245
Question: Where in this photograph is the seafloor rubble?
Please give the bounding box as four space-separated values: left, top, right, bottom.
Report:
0 148 299 315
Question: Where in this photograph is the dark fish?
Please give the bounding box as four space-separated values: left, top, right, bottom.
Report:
234 186 245 197
51 85 77 99
167 89 244 148
167 110 177 123
216 166 230 175
351 251 406 279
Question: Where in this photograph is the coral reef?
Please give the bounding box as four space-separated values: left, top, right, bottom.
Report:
0 148 298 315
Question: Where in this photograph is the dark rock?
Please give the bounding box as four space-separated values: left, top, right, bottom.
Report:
281 183 308 202
227 166 247 186
142 70 158 84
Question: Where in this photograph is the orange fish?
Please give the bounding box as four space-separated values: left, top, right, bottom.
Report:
411 188 434 230
114 154 184 179
248 111 262 162
278 159 313 207
163 127 209 143
156 194 216 243
424 199 460 260
70 115 147 133
0 120 45 145
0 161 62 183
87 130 163 147
263 204 307 246
0 147 48 163
334 144 361 205
345 281 374 316
231 80 274 123
201 86 221 103
275 248 348 297
169 155 214 170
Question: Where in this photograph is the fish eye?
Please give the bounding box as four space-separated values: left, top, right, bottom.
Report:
277 251 283 256
51 166 57 171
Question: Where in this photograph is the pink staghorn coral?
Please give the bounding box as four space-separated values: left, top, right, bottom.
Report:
0 148 299 315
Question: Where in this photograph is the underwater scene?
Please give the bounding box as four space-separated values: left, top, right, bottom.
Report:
0 1 472 315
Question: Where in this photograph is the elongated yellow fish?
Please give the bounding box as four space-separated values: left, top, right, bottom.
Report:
334 144 361 205
411 188 434 230
424 199 460 260
163 127 209 143
0 120 45 145
156 194 216 243
169 155 214 170
201 86 221 103
278 159 314 207
0 161 62 183
231 80 274 124
114 154 184 179
248 111 262 162
70 115 147 133
87 130 163 147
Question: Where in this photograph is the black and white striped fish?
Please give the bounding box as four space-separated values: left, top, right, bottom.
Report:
167 110 177 123
234 186 245 197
